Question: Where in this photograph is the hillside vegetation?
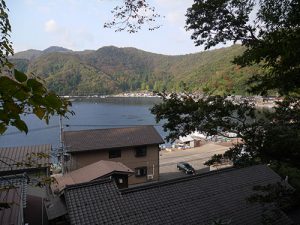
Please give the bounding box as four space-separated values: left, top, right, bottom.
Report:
11 45 260 95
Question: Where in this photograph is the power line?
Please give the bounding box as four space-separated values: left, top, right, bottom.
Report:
1 125 60 136
0 124 164 136
65 124 162 127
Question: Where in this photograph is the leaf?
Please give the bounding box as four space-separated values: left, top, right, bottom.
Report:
12 119 28 133
0 110 8 121
33 107 46 120
45 93 62 109
0 76 18 93
27 78 45 94
0 123 8 135
30 94 46 106
14 69 27 82
13 88 30 101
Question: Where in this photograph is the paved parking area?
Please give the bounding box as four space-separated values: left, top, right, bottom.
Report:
159 143 230 181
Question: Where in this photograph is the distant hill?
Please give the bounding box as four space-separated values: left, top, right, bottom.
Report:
12 46 72 60
12 49 42 60
42 46 72 53
11 45 260 95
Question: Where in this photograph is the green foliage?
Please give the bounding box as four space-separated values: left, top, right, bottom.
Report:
0 0 13 67
0 70 72 134
13 45 260 95
186 0 255 49
151 93 256 142
186 0 300 95
152 0 300 207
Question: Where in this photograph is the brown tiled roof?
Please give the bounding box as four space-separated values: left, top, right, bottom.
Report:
0 174 28 225
63 126 164 153
0 144 51 174
0 188 22 225
52 160 133 192
65 165 293 225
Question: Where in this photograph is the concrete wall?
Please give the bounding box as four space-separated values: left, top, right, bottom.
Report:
67 145 160 185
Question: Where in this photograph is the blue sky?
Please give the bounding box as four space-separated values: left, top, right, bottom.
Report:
7 0 228 55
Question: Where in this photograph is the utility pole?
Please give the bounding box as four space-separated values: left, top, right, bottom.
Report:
59 115 65 174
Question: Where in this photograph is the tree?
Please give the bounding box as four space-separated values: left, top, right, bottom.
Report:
151 0 300 193
186 0 300 95
0 0 72 135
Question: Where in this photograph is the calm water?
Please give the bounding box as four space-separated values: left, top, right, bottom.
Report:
0 97 167 148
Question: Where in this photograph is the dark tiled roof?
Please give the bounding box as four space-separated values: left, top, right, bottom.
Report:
0 144 51 173
63 126 164 153
64 165 293 225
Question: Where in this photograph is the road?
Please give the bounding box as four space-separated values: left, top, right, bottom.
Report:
159 143 229 181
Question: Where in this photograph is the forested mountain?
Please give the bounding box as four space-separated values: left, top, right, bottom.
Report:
11 45 260 95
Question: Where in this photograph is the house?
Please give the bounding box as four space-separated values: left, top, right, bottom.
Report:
46 161 133 224
64 165 294 225
0 144 51 177
51 160 133 193
0 174 28 225
63 126 164 185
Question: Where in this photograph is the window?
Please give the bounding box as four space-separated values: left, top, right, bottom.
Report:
109 149 121 158
135 167 147 177
135 146 147 157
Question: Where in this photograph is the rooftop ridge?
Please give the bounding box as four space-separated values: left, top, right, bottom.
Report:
64 177 113 191
63 125 164 152
121 164 268 194
65 143 162 153
63 125 154 133
0 143 52 149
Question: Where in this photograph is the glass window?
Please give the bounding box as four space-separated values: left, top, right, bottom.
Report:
109 149 121 158
135 146 147 157
135 167 147 177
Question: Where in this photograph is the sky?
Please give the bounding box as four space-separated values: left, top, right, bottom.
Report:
7 0 228 55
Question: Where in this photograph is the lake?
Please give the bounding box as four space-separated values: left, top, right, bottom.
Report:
0 97 167 149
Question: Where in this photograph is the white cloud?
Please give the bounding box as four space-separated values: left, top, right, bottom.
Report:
44 19 58 33
166 10 186 26
155 0 193 9
43 19 94 50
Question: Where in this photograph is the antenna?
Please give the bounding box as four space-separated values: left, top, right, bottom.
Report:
59 115 65 174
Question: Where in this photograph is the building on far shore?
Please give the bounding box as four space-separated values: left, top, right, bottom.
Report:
63 126 164 185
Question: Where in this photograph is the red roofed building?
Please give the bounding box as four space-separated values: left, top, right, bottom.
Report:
52 160 133 192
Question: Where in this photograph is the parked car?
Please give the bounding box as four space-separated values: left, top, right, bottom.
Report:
177 162 196 175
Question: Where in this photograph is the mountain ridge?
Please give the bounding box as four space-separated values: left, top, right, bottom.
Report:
11 45 260 95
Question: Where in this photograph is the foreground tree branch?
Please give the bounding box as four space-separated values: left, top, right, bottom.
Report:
104 0 163 33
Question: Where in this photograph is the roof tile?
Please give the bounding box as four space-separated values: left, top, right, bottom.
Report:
0 144 51 173
52 160 133 192
63 126 164 152
64 165 293 225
